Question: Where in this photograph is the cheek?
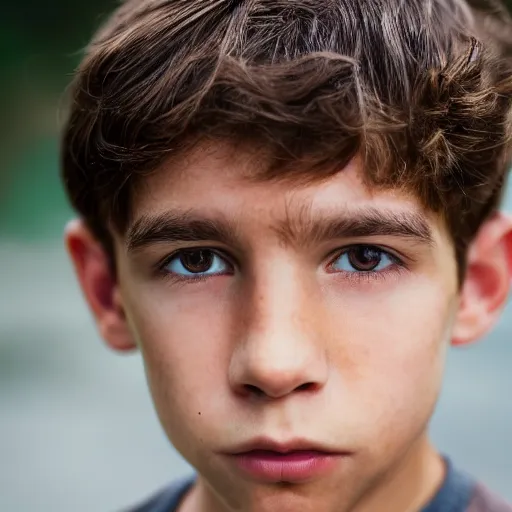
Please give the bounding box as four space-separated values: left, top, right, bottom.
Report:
121 281 233 444
326 279 456 445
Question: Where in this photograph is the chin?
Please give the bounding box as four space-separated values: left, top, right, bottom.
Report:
238 484 336 512
202 472 353 512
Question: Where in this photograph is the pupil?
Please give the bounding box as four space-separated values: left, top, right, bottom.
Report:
348 246 381 271
180 250 213 273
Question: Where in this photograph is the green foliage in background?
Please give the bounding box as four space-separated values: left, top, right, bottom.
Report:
0 2 117 240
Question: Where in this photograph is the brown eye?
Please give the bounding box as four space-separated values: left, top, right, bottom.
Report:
179 250 214 273
163 249 231 278
347 246 383 271
331 245 396 273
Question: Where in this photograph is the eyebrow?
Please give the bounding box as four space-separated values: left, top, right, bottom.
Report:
275 205 434 249
126 211 240 252
126 207 434 253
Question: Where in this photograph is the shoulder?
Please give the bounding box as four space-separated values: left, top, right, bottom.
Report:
124 476 195 512
467 484 512 512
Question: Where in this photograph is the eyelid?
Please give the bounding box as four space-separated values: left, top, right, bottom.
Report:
157 247 236 273
326 244 404 266
324 244 410 286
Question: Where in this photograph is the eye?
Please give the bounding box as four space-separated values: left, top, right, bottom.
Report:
163 249 231 277
331 246 397 273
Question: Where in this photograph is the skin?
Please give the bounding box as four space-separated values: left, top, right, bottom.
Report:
66 144 512 512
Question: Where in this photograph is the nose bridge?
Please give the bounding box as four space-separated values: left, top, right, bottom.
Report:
229 263 328 399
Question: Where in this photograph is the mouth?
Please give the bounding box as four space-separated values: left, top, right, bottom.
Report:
224 438 351 483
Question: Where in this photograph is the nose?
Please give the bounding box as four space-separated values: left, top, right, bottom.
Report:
228 269 329 400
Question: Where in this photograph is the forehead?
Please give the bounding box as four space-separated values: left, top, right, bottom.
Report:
131 143 431 223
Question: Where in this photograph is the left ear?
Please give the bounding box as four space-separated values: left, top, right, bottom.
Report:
65 219 138 352
452 212 512 346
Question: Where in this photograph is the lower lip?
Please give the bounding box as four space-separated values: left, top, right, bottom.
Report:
229 450 342 483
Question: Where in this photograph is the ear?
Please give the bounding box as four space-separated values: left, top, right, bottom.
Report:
452 212 512 346
65 219 137 352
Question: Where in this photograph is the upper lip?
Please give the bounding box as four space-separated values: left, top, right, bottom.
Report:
226 437 346 455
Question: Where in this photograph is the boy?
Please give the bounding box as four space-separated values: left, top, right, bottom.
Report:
60 0 512 511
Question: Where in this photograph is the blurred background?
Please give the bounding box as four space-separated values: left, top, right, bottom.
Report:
0 2 510 511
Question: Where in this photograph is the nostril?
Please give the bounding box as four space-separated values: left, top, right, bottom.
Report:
296 382 316 392
243 382 316 397
244 384 265 397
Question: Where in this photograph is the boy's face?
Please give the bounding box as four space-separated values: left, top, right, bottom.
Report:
67 144 511 512
119 144 458 510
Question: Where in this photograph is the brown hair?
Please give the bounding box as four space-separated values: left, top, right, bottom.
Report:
61 0 512 280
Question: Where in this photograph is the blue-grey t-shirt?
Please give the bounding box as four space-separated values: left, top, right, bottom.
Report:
128 459 512 512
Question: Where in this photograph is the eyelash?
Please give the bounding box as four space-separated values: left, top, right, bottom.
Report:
326 245 407 284
156 249 234 284
156 245 408 285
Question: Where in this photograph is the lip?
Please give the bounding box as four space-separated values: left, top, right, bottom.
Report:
224 438 349 483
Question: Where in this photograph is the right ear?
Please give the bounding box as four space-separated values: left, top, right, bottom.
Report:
64 219 137 352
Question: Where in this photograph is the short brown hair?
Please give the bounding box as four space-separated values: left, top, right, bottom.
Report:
61 0 512 279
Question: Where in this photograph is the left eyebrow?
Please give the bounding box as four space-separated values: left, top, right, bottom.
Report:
275 206 435 248
126 210 240 253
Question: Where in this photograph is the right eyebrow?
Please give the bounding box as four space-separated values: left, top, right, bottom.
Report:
274 206 435 249
126 211 240 253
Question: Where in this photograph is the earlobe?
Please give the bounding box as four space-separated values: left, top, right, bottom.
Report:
65 219 137 352
451 212 512 346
